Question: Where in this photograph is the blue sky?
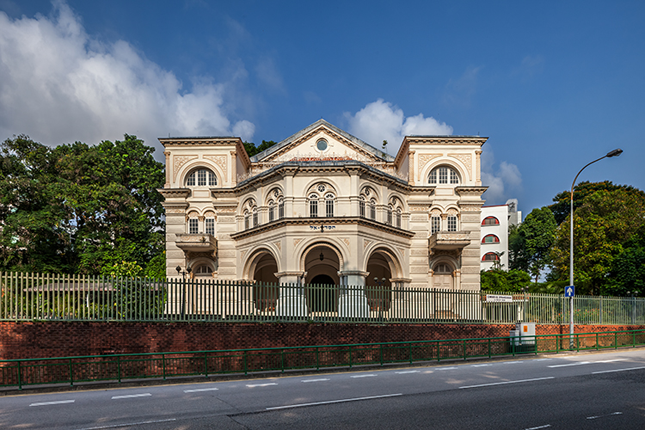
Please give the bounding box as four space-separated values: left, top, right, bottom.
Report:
1 0 643 214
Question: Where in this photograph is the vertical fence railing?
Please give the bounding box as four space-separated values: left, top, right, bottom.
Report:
1 271 645 325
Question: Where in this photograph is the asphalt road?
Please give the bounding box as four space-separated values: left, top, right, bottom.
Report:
2 349 645 429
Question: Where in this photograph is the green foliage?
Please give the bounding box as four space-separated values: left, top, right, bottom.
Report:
144 252 166 280
508 224 528 272
243 140 277 157
551 188 645 295
507 207 557 283
480 269 531 292
549 181 645 224
0 134 165 275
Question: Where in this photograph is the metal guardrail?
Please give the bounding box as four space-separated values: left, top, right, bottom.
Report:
2 329 645 390
1 272 645 325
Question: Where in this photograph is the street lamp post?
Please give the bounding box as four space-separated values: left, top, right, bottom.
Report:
569 148 622 347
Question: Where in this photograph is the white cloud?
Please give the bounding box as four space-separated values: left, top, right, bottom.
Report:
481 144 522 204
344 99 453 155
0 1 255 154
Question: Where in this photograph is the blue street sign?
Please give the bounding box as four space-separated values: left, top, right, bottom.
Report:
565 285 575 297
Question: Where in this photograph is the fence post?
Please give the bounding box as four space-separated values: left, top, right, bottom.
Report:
615 332 618 350
316 347 319 371
463 340 467 361
69 358 74 387
380 343 383 366
349 345 353 368
281 349 285 373
17 360 22 390
243 351 248 375
204 352 208 377
488 338 491 359
596 333 599 351
162 354 166 380
409 342 412 364
117 356 121 383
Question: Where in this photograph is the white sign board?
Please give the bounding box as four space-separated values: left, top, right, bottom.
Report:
485 294 513 303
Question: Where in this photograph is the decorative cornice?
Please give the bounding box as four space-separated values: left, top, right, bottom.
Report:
455 186 487 197
158 188 191 199
230 216 415 240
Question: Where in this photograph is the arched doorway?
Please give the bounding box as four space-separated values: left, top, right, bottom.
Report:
365 251 394 313
304 244 340 314
249 251 279 312
433 262 454 289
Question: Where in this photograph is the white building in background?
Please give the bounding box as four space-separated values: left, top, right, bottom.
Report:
480 199 522 271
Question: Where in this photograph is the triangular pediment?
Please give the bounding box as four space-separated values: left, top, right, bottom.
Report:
250 120 394 164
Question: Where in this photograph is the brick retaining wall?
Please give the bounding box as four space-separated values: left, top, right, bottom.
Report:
1 321 642 360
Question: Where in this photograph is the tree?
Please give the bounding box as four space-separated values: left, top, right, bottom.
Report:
0 134 165 275
550 188 645 295
549 181 645 224
508 224 529 272
243 140 277 157
521 207 557 283
480 269 531 292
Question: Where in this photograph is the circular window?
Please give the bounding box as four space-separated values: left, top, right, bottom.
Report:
316 139 328 151
317 184 326 193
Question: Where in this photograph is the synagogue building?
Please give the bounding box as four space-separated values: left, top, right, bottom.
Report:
159 120 487 314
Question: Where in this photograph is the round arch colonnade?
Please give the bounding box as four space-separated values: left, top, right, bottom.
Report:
242 240 408 318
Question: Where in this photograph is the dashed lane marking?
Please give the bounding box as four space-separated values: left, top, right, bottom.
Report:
266 393 403 410
587 412 623 420
395 370 420 374
350 374 376 378
592 366 645 374
184 387 219 393
459 376 554 389
524 425 551 430
75 418 176 430
302 378 330 383
30 400 75 406
111 393 151 399
548 361 590 368
247 383 278 387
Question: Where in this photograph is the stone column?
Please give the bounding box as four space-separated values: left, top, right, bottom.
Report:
475 150 482 186
275 271 307 317
337 270 370 318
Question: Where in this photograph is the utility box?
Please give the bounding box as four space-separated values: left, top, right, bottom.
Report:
516 322 536 345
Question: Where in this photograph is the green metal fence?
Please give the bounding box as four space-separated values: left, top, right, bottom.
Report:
1 271 645 325
2 328 645 390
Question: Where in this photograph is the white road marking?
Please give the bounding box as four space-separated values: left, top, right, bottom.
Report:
500 361 522 364
184 387 219 393
548 361 590 368
302 378 330 383
247 383 278 387
592 366 645 374
111 393 151 399
525 425 551 430
30 400 75 406
587 412 623 420
471 364 492 367
459 376 554 389
396 370 420 374
595 359 626 363
266 393 403 410
351 374 376 378
435 367 457 371
75 418 176 430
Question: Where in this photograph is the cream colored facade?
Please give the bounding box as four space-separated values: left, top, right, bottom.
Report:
159 120 487 315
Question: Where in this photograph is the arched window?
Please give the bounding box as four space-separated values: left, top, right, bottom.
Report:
386 205 393 225
428 166 460 185
268 200 276 222
482 216 500 226
482 252 500 262
309 193 319 217
396 208 402 228
447 215 457 232
482 234 500 244
431 215 441 234
325 193 335 217
252 208 258 227
434 263 453 274
186 168 217 187
278 197 285 219
369 199 376 220
194 265 213 275
359 196 366 218
244 211 250 230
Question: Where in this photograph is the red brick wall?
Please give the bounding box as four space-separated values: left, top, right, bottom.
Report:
0 321 642 360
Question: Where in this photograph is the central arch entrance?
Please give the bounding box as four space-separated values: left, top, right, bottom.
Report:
248 250 279 312
365 251 394 313
303 244 341 314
